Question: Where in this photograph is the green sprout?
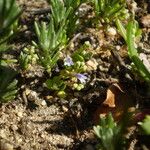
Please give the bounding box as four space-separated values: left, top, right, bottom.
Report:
92 0 129 24
63 0 86 37
0 66 18 103
48 0 85 38
72 44 92 62
34 0 88 73
93 113 125 150
46 76 66 98
33 0 73 73
0 46 18 102
0 0 22 44
19 46 38 70
19 51 30 70
116 19 150 82
33 18 67 73
0 0 22 65
49 0 72 31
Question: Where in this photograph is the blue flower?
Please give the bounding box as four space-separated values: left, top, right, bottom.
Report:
55 66 60 72
64 55 74 66
76 73 88 83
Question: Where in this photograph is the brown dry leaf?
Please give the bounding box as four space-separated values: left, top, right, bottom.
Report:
93 83 134 123
103 83 124 107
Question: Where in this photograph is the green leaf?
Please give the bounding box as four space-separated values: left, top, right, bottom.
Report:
116 19 127 41
117 19 150 82
139 115 150 135
93 0 127 23
0 66 18 102
46 76 66 91
93 113 126 150
0 0 22 37
34 21 41 39
126 21 150 82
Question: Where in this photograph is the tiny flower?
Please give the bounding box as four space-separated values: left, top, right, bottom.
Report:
64 55 74 66
76 73 88 83
55 66 60 72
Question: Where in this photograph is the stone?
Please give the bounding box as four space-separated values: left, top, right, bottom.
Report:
141 14 150 28
0 142 13 150
86 59 98 71
41 100 47 106
107 27 117 36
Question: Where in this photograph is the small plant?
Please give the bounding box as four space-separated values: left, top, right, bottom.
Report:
72 44 92 62
48 0 85 38
93 113 126 150
19 46 38 70
46 57 88 97
0 49 18 103
0 66 18 102
116 19 150 82
92 0 129 24
33 0 70 73
0 0 22 63
33 18 67 73
33 0 72 73
48 0 71 31
46 44 92 98
34 0 87 73
63 0 86 37
0 0 22 44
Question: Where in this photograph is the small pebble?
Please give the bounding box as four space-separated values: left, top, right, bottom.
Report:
107 27 117 36
141 14 150 27
17 111 23 117
0 142 13 150
25 88 31 96
116 45 121 50
28 91 38 101
0 130 7 138
62 106 68 112
86 59 98 71
45 95 53 100
41 100 47 106
11 125 18 131
139 53 150 71
17 138 22 143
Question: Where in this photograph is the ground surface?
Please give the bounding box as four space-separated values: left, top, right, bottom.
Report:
0 0 150 150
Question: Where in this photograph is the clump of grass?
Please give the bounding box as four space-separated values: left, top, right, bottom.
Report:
0 0 22 102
